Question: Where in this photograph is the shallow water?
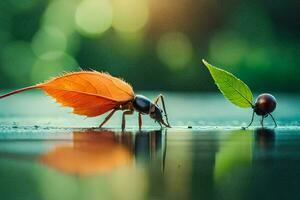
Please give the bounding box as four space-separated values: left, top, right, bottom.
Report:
0 92 300 200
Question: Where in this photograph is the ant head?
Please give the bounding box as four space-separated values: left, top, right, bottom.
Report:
254 94 277 116
149 104 163 121
149 104 170 127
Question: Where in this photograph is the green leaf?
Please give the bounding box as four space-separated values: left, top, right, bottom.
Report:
202 59 253 108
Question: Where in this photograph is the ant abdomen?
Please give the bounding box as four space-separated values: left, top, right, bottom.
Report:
254 94 277 116
244 93 277 129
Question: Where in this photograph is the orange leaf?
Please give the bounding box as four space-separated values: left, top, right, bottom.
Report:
0 71 135 117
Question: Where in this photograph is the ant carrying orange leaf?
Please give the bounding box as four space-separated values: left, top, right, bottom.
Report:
0 71 171 130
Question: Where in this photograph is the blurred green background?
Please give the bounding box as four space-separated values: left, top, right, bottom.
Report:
0 0 299 92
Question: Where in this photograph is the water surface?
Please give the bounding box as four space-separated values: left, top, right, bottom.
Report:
0 92 300 200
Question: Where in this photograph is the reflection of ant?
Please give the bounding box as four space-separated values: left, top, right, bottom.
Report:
255 128 275 150
39 129 167 176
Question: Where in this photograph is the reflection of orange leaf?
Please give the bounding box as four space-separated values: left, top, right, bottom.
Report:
39 131 132 176
0 71 134 117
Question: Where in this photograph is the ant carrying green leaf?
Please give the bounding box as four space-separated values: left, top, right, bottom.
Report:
202 59 277 128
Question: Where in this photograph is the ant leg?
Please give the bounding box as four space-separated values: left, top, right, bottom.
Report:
138 112 142 130
99 108 118 128
122 110 134 131
243 110 255 129
158 122 163 129
261 116 265 127
269 113 278 128
153 94 171 127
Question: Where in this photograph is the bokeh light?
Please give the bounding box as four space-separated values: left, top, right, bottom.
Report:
31 53 78 83
157 32 193 70
114 32 145 57
64 32 81 56
42 0 77 36
209 31 248 68
0 0 299 91
112 0 149 33
75 0 113 37
31 26 67 60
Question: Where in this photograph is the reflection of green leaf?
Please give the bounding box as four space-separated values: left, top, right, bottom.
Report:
202 59 253 108
214 130 252 182
214 130 253 200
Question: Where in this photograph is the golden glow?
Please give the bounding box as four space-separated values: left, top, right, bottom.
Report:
157 32 193 70
75 0 113 37
112 0 149 32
